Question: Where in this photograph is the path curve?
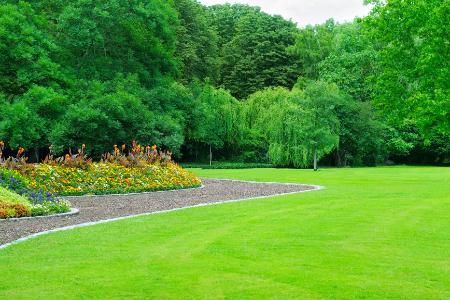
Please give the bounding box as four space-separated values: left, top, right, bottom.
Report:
0 179 321 248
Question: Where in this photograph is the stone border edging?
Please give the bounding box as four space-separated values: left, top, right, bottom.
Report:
0 180 323 250
0 208 80 223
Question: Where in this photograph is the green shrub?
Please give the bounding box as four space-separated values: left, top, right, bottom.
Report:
0 199 32 219
0 186 30 206
0 168 29 193
30 200 71 217
182 162 274 169
0 184 70 219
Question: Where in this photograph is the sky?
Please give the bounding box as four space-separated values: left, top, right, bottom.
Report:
198 0 372 27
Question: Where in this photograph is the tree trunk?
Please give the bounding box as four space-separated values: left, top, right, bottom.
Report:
313 147 318 171
34 148 40 163
209 144 212 166
336 149 342 167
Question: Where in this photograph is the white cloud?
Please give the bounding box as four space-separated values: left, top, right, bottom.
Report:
198 0 372 27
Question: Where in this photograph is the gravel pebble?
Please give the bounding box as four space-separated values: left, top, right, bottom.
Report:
0 179 315 245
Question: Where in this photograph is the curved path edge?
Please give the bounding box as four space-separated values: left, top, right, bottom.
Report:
0 208 80 223
62 184 205 199
0 179 323 251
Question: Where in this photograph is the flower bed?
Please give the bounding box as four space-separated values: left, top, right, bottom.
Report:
0 141 201 218
26 162 201 196
0 169 71 219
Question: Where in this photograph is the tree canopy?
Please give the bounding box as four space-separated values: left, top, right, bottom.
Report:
0 0 448 166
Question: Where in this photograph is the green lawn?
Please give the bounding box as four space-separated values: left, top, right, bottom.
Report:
0 167 449 299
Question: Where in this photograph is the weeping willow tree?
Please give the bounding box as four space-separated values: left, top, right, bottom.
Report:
242 82 340 168
189 83 241 165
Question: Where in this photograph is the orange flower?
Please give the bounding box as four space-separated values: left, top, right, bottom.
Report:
17 147 25 157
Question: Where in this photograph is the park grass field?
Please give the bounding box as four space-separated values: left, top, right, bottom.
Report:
0 167 449 299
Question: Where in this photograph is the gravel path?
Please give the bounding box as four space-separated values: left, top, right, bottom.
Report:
0 179 317 246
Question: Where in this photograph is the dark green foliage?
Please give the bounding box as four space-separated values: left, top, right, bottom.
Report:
181 162 273 169
55 0 179 85
174 0 218 83
208 4 257 49
290 1 449 164
51 91 153 156
0 3 65 98
210 4 301 99
49 76 188 157
240 80 388 167
0 86 67 159
328 97 385 166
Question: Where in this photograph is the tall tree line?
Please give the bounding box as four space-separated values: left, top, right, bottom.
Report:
0 0 448 166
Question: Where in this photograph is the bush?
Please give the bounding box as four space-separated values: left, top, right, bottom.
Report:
0 176 70 219
0 186 30 206
12 203 32 217
182 162 274 169
0 200 32 219
31 199 71 217
0 168 29 193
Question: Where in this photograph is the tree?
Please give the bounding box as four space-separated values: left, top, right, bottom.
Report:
143 80 194 156
327 96 386 166
211 4 301 99
290 19 336 80
0 3 65 99
0 86 67 161
0 101 40 155
54 0 179 86
0 0 446 165
242 82 340 169
319 22 377 102
50 83 155 157
173 0 218 83
208 4 257 49
188 83 240 165
296 82 340 170
364 0 450 140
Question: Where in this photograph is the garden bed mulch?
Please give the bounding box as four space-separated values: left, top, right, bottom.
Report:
0 179 318 246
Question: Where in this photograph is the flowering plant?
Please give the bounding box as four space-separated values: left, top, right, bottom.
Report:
102 142 172 168
25 161 201 196
0 141 201 199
